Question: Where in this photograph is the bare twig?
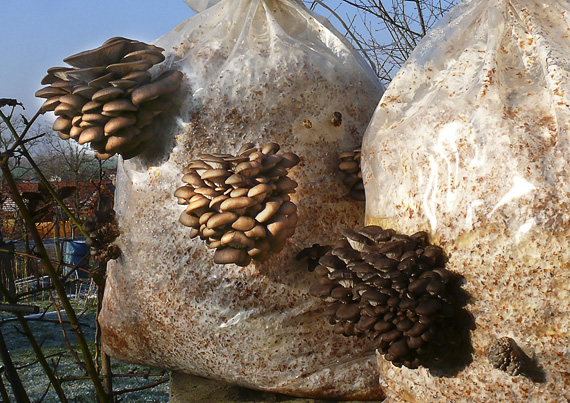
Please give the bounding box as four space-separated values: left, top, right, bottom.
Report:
309 0 378 74
307 0 456 84
14 351 66 371
48 294 86 370
113 377 170 396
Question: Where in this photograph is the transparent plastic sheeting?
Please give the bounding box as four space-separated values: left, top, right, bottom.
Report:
99 0 384 399
184 0 220 13
362 0 570 401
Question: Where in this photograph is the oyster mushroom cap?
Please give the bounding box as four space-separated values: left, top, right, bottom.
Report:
104 130 136 153
66 66 108 82
63 40 127 68
78 126 105 145
41 97 61 112
213 248 249 266
219 196 257 211
88 72 117 89
53 103 78 118
122 70 152 84
221 231 255 249
207 212 238 229
179 211 200 228
41 67 73 85
81 100 103 114
121 49 166 65
35 86 68 98
131 70 183 106
231 216 256 231
81 113 107 125
106 60 154 75
69 126 84 139
103 99 138 113
104 113 137 135
174 186 195 200
72 85 98 98
255 198 283 223
52 116 72 132
92 87 124 103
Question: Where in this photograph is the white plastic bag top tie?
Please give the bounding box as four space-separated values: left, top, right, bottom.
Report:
184 0 221 13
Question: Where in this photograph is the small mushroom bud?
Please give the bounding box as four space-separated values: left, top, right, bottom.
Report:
214 248 249 266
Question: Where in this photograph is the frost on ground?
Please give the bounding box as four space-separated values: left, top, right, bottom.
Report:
1 309 168 402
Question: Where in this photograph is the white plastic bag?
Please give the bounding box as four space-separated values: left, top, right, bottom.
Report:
100 0 384 398
184 0 220 13
362 0 570 401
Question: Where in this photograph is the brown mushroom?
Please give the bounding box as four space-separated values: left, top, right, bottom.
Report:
35 37 182 159
175 143 300 265
310 224 468 369
131 70 183 106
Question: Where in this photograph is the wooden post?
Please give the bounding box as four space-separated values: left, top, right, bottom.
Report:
0 328 30 402
0 367 11 403
0 303 39 315
0 239 15 301
96 261 113 400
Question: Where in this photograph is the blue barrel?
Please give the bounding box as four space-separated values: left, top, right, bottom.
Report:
63 240 90 278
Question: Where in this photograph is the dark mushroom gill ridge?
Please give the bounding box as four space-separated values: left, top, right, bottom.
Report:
36 37 183 160
338 148 364 201
309 225 473 371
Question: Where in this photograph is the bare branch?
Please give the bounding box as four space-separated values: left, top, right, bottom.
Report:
306 0 457 85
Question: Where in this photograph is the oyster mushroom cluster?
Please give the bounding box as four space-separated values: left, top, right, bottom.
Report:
83 209 120 263
35 37 183 160
176 143 300 266
309 225 463 369
338 149 364 201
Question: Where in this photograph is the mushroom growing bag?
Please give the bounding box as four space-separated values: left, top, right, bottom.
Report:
99 0 384 398
362 0 570 401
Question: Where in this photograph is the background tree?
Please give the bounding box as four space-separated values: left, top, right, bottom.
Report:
35 134 117 219
307 0 457 85
0 116 45 184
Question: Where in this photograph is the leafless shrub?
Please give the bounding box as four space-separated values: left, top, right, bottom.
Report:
307 0 457 85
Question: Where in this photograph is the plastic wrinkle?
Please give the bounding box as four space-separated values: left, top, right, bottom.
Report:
184 0 222 13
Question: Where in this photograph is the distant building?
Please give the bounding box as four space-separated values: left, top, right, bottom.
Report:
0 180 115 239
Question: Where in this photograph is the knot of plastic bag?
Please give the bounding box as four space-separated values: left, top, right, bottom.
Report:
184 0 222 13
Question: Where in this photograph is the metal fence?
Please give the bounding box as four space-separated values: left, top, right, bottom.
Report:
0 239 96 305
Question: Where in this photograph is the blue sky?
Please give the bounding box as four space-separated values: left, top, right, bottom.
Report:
0 1 194 117
0 1 392 123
